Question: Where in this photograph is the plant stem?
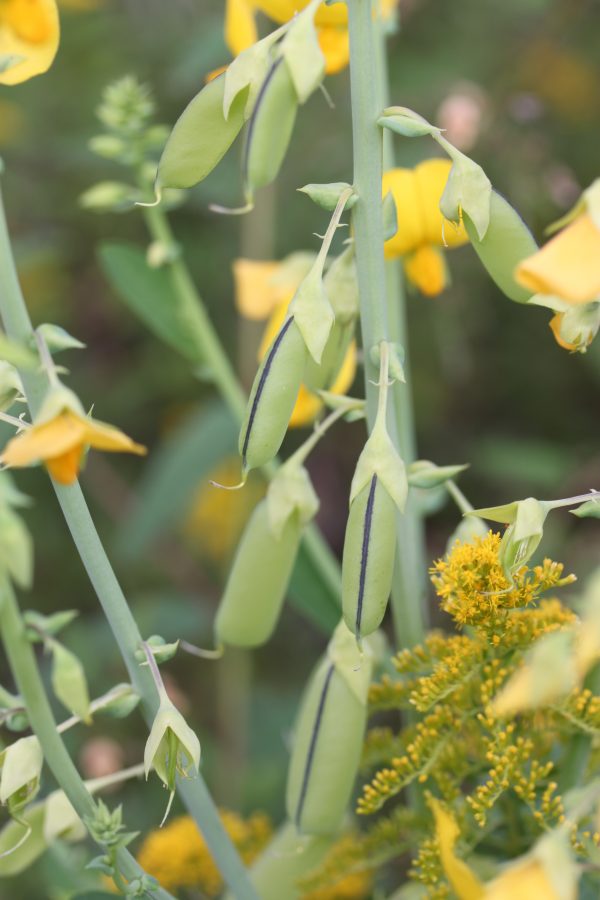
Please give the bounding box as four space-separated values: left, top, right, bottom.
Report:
0 577 174 900
348 0 425 648
140 197 342 609
0 183 259 900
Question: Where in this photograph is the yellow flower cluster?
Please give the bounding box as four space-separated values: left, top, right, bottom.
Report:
136 811 272 894
430 532 574 633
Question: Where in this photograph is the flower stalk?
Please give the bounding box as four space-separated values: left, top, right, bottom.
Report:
0 176 259 900
347 0 426 647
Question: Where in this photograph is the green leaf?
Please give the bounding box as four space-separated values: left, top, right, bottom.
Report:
24 609 78 641
51 642 91 723
98 241 205 362
378 106 442 138
407 461 468 489
158 75 248 189
115 402 237 560
280 5 325 103
572 499 600 519
288 541 340 634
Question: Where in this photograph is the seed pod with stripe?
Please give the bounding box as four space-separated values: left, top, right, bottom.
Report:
239 315 307 474
216 464 318 648
341 342 408 641
464 190 538 304
286 622 374 836
244 57 298 205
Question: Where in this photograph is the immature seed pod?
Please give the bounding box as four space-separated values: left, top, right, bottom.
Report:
464 190 538 304
223 823 331 900
215 501 302 648
239 315 307 473
244 57 298 200
341 475 397 640
286 623 372 835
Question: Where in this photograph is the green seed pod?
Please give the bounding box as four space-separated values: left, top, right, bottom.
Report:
239 316 307 473
223 823 332 900
464 190 538 304
216 501 302 648
244 58 298 201
341 475 397 640
286 622 373 835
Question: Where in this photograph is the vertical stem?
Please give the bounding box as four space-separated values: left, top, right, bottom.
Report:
0 183 259 900
0 578 175 900
348 0 425 647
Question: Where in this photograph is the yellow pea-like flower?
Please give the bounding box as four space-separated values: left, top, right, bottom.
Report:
0 0 60 85
516 212 600 306
1 387 146 484
383 159 469 297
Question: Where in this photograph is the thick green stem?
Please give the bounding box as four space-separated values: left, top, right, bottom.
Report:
0 577 174 900
140 199 342 609
348 0 425 647
0 183 259 900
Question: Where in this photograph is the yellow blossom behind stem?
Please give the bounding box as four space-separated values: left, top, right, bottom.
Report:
383 159 468 297
0 0 60 85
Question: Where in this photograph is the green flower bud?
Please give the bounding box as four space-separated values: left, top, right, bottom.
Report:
279 1 325 103
407 460 469 489
378 106 443 138
469 497 549 579
0 361 23 412
144 698 200 821
79 181 137 214
50 641 91 724
0 735 42 811
298 182 357 212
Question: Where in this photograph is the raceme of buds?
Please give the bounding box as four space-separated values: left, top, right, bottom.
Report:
285 621 375 835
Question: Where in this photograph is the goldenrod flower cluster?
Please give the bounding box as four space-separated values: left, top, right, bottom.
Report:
318 534 600 899
136 810 272 894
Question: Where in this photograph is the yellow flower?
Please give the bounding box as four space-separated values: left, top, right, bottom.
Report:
233 256 357 427
516 212 600 306
430 798 484 900
224 0 397 75
1 386 146 484
137 811 272 894
484 859 561 899
0 0 59 85
383 159 469 297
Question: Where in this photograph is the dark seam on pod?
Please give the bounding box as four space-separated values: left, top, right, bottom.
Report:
241 315 295 466
242 57 283 182
294 662 335 829
356 474 377 636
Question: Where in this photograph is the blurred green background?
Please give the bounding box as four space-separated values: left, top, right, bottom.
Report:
0 0 598 895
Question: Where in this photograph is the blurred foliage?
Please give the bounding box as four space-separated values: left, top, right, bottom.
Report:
0 0 598 895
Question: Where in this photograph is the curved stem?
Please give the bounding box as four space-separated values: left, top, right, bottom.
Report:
348 0 425 648
0 182 259 900
0 577 174 900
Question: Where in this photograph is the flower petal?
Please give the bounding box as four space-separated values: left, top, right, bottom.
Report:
233 259 281 320
383 168 425 258
430 798 485 900
515 213 600 304
317 25 349 75
2 413 85 467
404 244 448 296
0 0 60 85
46 445 84 484
224 0 257 57
79 417 146 454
